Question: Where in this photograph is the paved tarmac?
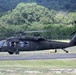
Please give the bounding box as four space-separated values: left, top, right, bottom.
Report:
0 53 76 60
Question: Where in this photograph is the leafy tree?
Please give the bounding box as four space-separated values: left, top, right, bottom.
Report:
0 3 76 39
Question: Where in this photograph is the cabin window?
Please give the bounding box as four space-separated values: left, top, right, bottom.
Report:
9 42 11 46
9 42 16 47
18 41 29 47
19 42 24 47
24 41 29 47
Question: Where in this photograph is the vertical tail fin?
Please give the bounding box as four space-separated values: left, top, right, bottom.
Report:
69 34 76 46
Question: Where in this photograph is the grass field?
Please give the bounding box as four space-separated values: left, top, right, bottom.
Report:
0 60 76 75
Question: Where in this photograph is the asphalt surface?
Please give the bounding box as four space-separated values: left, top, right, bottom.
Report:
0 53 76 60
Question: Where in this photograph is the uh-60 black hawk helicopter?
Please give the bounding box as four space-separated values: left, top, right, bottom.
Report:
0 30 76 55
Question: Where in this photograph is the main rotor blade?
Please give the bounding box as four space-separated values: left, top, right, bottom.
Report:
24 30 51 33
15 29 51 34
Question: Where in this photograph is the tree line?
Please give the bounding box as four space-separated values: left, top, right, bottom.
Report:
0 3 76 40
0 0 76 13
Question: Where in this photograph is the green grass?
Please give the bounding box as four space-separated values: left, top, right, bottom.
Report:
0 73 76 75
0 60 76 75
0 60 76 68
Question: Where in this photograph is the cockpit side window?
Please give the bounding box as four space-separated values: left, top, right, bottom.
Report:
3 41 8 46
0 40 7 48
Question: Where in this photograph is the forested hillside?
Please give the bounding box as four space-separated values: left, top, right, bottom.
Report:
0 3 76 39
0 0 76 13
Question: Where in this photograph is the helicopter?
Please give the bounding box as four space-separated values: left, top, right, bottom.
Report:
0 30 76 55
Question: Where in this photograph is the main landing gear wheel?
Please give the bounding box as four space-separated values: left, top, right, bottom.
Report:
55 49 57 53
8 51 14 55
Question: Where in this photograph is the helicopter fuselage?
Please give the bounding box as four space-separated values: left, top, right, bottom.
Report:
0 40 69 52
0 33 76 55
